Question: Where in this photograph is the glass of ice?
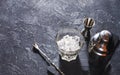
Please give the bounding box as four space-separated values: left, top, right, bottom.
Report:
56 28 84 62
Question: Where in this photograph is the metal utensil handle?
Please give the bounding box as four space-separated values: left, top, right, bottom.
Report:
33 43 64 75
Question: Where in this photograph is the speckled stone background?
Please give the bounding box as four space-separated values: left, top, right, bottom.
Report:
0 0 120 75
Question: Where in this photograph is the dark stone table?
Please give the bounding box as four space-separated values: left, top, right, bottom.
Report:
0 0 120 75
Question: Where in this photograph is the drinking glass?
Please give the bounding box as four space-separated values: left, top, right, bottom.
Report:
56 28 84 62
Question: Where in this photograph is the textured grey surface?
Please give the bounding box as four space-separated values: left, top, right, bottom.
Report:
0 0 120 75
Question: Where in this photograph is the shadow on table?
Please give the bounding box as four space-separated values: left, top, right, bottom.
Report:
59 56 89 75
